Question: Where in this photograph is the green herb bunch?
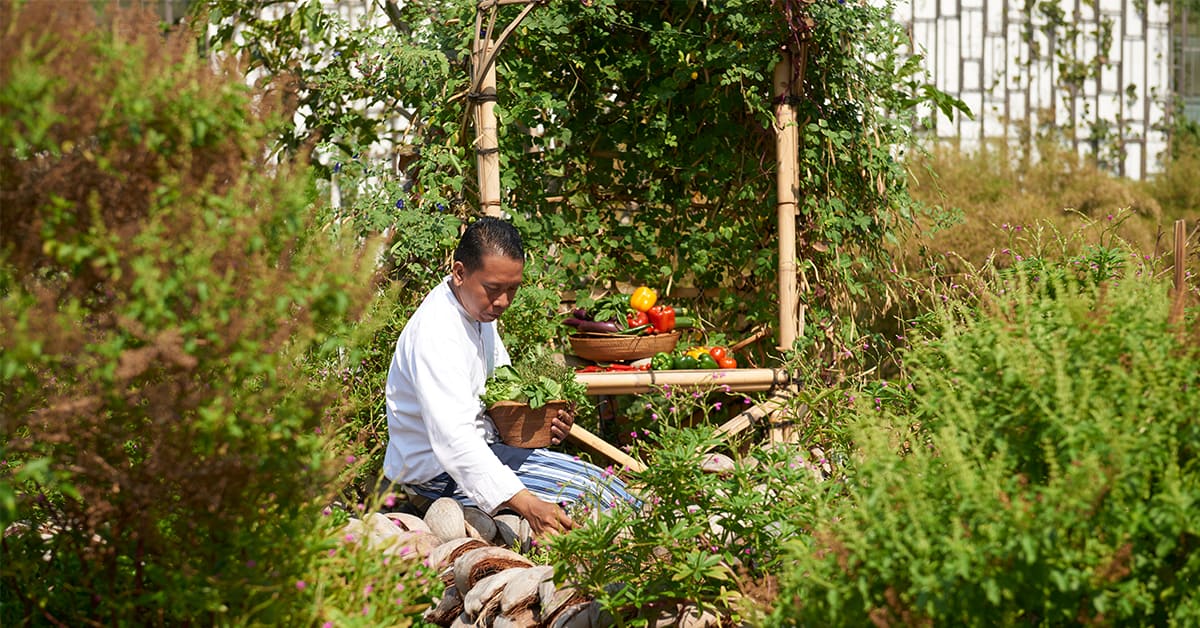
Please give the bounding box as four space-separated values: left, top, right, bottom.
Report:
482 350 593 416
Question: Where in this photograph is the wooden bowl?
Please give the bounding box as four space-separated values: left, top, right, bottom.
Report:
568 331 680 362
487 400 569 449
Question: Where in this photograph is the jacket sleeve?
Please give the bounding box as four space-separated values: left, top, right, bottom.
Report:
409 332 525 514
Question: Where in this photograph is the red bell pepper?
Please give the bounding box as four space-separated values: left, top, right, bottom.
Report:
626 310 649 329
646 304 676 332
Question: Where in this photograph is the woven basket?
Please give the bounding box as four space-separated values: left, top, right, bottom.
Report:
487 400 568 449
568 331 680 362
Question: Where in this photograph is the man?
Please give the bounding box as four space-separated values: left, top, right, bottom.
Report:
382 217 636 537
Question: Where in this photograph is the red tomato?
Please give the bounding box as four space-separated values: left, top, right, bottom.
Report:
717 356 737 369
708 346 728 361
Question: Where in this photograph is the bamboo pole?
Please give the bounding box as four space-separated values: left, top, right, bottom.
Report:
1174 219 1186 296
774 58 800 351
567 424 646 473
575 368 789 396
473 37 502 217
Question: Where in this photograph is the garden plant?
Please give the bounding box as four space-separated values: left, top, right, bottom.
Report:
1 0 1196 626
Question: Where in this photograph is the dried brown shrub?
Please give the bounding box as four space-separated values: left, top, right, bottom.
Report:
1 3 379 623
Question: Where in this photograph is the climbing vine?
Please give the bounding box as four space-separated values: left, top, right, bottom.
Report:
198 0 963 354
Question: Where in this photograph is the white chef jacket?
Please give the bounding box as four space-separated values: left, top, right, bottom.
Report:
381 276 525 514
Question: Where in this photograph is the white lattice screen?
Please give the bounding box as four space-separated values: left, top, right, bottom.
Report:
898 0 1174 179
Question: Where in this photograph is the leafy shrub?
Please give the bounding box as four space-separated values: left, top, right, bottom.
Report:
0 5 379 623
548 389 840 626
770 254 1200 625
298 506 440 627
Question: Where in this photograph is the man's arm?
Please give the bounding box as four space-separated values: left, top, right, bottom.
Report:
502 489 576 537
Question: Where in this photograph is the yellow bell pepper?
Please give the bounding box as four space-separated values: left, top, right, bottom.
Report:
629 286 658 312
686 346 709 359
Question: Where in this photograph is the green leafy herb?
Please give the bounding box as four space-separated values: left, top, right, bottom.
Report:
481 350 593 415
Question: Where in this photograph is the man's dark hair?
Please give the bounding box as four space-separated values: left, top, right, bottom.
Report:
454 216 524 271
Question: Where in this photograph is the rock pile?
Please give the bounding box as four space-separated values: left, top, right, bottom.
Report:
337 497 610 627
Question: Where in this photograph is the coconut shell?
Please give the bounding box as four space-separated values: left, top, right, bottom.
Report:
493 513 521 547
384 511 432 534
500 564 553 616
494 611 536 628
365 512 404 549
700 452 736 474
677 604 720 628
382 530 441 559
463 506 497 541
462 566 527 619
427 537 490 572
550 601 597 628
539 587 588 624
337 518 366 546
452 546 534 593
424 497 467 542
422 584 463 627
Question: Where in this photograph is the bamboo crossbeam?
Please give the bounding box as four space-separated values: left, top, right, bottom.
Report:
707 390 796 450
567 424 646 473
575 368 790 396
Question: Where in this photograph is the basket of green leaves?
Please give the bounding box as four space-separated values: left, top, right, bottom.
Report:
481 352 592 449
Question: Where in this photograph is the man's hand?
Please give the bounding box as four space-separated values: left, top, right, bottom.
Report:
549 406 575 446
502 489 576 538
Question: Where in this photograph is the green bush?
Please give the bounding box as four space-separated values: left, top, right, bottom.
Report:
0 5 379 624
548 389 840 626
770 255 1200 625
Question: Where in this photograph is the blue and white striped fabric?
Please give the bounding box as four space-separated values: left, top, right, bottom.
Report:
408 443 640 513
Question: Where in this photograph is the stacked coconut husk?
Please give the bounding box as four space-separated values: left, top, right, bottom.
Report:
337 497 610 627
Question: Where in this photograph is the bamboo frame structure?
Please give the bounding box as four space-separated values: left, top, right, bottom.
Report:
466 2 816 468
473 37 501 217
774 58 801 351
575 368 791 396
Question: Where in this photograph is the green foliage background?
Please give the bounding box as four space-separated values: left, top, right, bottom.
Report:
0 5 380 623
201 0 962 349
769 259 1200 625
1 0 1195 625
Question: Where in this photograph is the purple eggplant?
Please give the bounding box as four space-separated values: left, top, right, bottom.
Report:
562 317 585 328
576 319 620 334
572 307 591 321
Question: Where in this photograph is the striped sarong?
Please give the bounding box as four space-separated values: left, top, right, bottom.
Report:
407 443 640 513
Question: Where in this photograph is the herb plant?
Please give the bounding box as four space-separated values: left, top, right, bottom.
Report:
482 351 593 416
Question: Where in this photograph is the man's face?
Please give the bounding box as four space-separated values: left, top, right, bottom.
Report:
451 252 524 323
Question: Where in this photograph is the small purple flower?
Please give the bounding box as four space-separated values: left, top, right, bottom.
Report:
296 580 307 590
395 199 405 209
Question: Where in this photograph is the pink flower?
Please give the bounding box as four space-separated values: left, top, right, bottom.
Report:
346 455 357 464
296 580 307 590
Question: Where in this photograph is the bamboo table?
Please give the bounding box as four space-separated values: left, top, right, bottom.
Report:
566 368 793 473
